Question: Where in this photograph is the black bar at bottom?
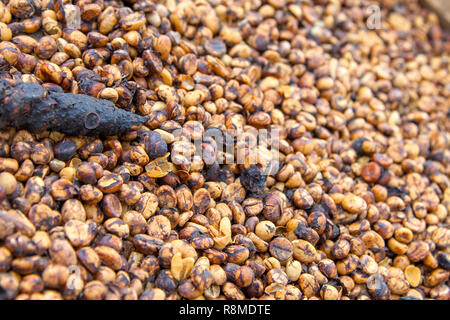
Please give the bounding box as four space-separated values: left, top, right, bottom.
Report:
0 299 444 319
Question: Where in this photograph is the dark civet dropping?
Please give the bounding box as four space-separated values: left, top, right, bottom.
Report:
0 79 149 136
240 165 267 194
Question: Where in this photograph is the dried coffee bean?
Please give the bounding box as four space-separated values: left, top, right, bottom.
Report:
292 239 317 264
269 237 293 262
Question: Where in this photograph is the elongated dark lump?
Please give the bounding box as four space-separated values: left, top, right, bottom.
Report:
0 79 149 136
